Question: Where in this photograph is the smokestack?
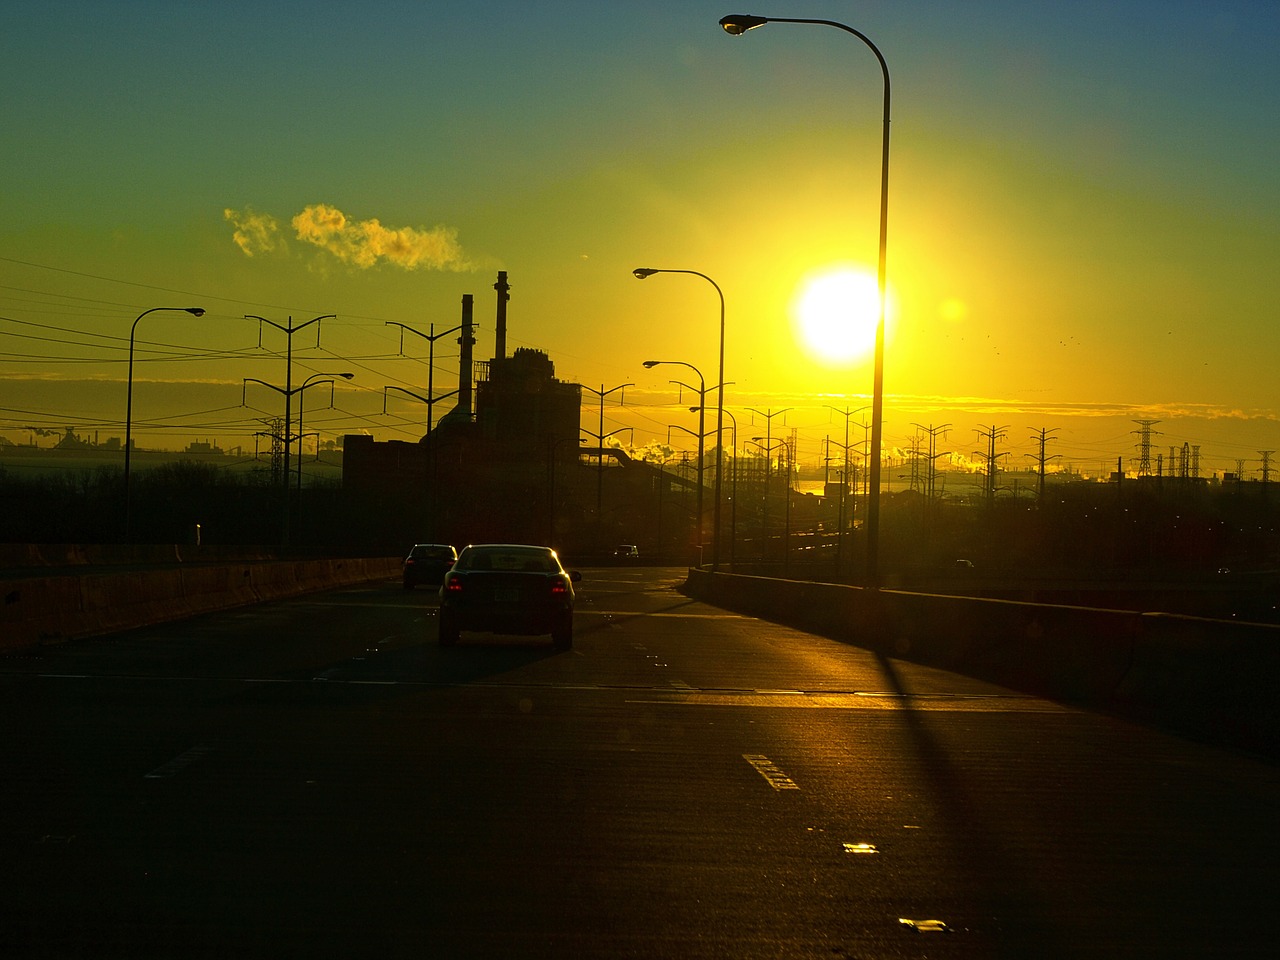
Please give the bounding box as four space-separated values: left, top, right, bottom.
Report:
457 293 475 418
493 270 510 362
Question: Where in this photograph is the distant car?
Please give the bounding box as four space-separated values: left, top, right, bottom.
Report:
402 543 458 589
438 544 581 649
613 544 639 560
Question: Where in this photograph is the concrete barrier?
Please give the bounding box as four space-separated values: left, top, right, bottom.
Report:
684 569 1279 757
0 557 402 654
0 575 86 652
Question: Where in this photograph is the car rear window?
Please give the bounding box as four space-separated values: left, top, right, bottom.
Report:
413 545 454 560
462 549 556 573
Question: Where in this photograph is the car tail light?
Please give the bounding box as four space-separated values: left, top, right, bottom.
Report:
445 574 464 594
550 577 568 596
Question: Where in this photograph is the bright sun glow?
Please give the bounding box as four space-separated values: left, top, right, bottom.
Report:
791 267 881 366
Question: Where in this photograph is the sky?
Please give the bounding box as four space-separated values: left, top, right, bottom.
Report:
1 0 1277 479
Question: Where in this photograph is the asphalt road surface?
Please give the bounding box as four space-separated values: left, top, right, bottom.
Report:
2 567 1275 959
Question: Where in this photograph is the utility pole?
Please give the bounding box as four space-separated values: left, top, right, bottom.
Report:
582 382 633 543
974 425 1009 505
911 423 951 502
1026 427 1061 503
245 314 333 546
826 405 867 556
385 320 463 441
747 408 792 559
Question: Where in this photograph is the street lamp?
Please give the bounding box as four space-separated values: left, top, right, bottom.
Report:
720 12 891 586
644 359 707 565
633 267 726 572
124 306 205 542
297 372 354 496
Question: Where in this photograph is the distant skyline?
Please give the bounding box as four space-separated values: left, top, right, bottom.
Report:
2 1 1277 478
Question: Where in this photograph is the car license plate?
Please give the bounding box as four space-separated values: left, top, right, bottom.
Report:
494 589 519 602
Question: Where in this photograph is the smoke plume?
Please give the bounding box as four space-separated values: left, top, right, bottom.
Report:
291 203 470 271
223 207 283 257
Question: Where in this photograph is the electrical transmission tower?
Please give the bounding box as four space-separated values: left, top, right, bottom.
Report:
1132 419 1161 478
254 418 284 484
974 425 1009 504
1026 427 1061 502
910 423 950 502
786 427 798 493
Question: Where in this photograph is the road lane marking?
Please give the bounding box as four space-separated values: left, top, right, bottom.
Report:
27 673 1068 713
743 754 800 791
293 601 749 620
900 918 951 933
633 691 1072 712
144 744 213 779
579 609 749 619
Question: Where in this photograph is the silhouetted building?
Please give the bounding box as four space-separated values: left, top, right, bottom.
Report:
342 272 636 554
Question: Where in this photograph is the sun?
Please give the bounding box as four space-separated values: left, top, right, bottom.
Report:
791 266 881 366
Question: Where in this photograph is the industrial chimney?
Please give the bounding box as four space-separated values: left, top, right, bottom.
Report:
456 293 475 419
493 270 510 363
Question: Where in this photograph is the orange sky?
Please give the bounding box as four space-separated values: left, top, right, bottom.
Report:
2 1 1277 478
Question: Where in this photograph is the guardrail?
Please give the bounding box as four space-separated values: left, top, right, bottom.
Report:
1 557 402 654
683 568 1280 759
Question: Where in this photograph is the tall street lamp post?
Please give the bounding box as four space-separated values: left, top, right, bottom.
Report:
633 268 726 571
645 359 707 565
124 306 205 542
720 13 891 585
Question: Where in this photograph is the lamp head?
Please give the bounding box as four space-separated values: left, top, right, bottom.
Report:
643 360 661 369
720 14 768 35
632 268 658 280
185 307 206 317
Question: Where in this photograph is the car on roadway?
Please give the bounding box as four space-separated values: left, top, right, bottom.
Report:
613 544 639 560
437 543 581 649
402 543 458 590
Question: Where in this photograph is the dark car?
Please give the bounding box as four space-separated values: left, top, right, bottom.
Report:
437 543 581 649
402 543 458 589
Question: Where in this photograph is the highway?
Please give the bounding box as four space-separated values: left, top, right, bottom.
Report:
2 566 1275 958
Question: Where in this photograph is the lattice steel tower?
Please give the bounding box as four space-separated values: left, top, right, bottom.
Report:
1132 419 1161 477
